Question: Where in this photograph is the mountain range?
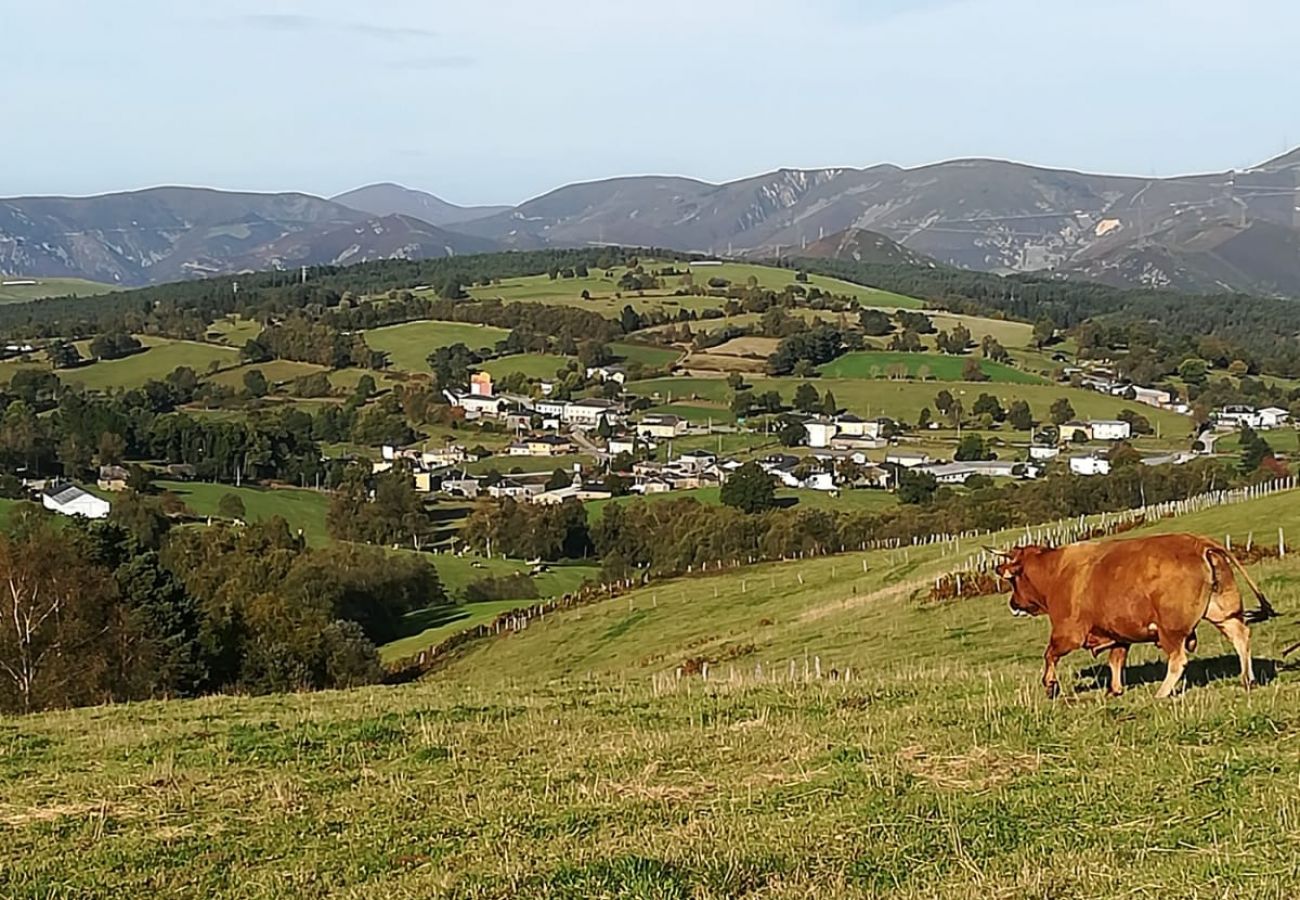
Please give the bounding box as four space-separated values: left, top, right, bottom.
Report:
3 149 1299 294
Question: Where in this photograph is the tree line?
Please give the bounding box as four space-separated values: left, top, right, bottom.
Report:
0 511 445 714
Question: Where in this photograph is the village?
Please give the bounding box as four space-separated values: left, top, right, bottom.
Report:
350 368 1298 510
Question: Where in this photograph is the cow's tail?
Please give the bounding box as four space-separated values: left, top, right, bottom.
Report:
1206 542 1278 624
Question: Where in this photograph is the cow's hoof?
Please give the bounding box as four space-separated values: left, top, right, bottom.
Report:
1044 682 1060 700
1107 688 1124 698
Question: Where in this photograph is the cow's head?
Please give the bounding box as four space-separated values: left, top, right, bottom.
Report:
992 545 1049 617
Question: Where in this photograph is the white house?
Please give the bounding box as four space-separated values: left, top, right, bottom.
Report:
1259 407 1290 430
885 451 931 468
1069 455 1112 476
1129 386 1173 408
1216 406 1270 430
564 398 623 429
445 390 506 419
535 399 568 419
608 436 638 457
833 414 884 440
637 413 688 439
1088 420 1132 442
919 463 977 485
585 365 627 384
42 483 111 519
676 449 717 471
804 419 839 449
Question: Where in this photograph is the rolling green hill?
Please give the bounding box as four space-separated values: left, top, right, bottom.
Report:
7 489 1300 896
0 276 118 303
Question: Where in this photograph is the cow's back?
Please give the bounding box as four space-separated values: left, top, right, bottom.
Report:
1054 534 1215 642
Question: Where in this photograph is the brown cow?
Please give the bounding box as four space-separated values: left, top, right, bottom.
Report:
994 533 1276 698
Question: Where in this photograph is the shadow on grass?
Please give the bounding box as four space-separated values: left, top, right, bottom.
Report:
1076 654 1282 693
394 604 468 640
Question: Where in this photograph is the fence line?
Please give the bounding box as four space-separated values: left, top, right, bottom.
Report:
387 476 1299 681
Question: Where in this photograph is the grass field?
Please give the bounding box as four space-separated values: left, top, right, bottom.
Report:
608 342 681 369
645 401 735 425
462 260 924 318
365 321 510 372
479 353 572 381
206 360 328 390
586 485 898 519
10 490 1300 896
205 316 262 347
61 338 240 391
0 276 117 303
467 453 590 475
819 351 1045 384
156 480 332 547
630 376 1196 442
382 560 600 662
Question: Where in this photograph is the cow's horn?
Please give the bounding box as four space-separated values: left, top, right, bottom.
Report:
983 546 1012 558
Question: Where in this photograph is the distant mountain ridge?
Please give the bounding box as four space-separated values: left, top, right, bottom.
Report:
331 183 510 227
4 148 1300 293
0 187 495 286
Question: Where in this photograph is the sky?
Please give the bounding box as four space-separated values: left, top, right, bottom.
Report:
6 0 1300 205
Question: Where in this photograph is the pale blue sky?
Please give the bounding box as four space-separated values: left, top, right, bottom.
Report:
6 0 1299 204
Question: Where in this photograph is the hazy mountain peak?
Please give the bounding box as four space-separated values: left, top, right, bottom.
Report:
331 183 510 227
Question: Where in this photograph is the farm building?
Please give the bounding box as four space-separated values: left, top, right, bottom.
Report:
42 483 111 519
508 434 575 457
1069 454 1112 476
885 451 931 469
1088 420 1132 441
97 465 130 491
564 398 624 429
803 419 838 449
637 414 688 439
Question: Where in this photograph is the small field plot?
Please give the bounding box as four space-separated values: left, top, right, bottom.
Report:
205 316 263 347
819 351 1044 384
156 480 332 547
479 353 572 381
0 276 117 303
61 338 240 392
684 262 924 308
206 360 328 390
365 321 510 372
608 342 681 369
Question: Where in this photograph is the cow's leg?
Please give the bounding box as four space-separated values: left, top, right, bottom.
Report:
1211 616 1255 689
1106 645 1128 697
1154 634 1190 699
1042 632 1081 699
1205 578 1254 689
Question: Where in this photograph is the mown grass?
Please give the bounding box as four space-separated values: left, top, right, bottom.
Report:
12 338 241 392
8 489 1300 897
819 351 1044 384
479 353 572 381
365 321 510 372
157 480 332 547
608 341 681 369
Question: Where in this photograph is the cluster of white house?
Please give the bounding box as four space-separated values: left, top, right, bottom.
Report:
1214 405 1291 431
1066 367 1190 414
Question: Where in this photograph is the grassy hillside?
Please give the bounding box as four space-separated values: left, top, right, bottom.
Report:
7 489 1300 896
158 480 332 547
479 353 572 381
819 351 1045 384
365 320 510 372
630 376 1195 442
0 276 117 303
460 260 924 319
